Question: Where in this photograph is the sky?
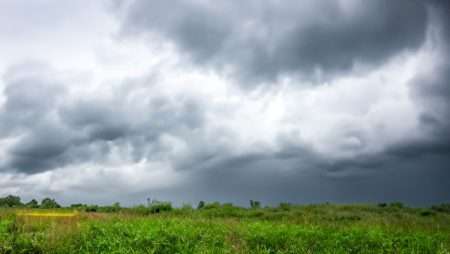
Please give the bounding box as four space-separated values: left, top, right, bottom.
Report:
0 0 449 207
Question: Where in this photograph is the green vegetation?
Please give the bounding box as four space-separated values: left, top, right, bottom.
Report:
0 196 61 209
0 197 449 253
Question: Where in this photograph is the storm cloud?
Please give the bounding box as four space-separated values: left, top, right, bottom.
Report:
0 0 449 206
118 0 428 84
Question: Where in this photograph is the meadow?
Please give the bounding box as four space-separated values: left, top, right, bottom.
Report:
1 202 450 253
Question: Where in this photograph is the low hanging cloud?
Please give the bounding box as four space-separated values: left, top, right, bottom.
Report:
0 0 449 205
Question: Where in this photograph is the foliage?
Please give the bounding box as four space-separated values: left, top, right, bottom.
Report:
40 198 61 209
250 200 261 209
0 195 23 208
197 201 205 209
148 201 172 213
389 202 405 209
278 202 292 211
432 203 450 213
420 209 436 217
0 204 449 254
25 199 39 208
0 196 450 253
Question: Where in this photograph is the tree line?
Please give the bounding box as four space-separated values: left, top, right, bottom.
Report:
2 194 449 215
0 194 264 212
0 195 60 209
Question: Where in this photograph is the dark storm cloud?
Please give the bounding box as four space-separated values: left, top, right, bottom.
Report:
1 0 449 206
406 1 450 162
163 148 450 207
0 66 205 174
0 64 73 173
317 0 450 181
7 124 73 173
118 0 428 85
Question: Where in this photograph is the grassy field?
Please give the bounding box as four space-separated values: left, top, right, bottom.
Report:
1 203 449 253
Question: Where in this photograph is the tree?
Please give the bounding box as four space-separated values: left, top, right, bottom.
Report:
0 195 23 207
26 199 39 208
40 198 61 209
197 200 205 209
70 203 86 208
250 200 261 209
113 202 121 209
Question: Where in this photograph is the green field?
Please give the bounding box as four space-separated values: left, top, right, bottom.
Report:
1 203 450 253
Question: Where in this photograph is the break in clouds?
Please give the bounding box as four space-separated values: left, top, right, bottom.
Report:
0 0 449 206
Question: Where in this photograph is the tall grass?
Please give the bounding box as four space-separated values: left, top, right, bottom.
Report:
0 204 449 253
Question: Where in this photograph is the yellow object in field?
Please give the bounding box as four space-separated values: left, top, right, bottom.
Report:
17 211 78 217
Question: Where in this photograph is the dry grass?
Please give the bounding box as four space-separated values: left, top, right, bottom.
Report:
16 211 78 217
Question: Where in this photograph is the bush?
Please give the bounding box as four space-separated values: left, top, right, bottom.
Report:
279 202 292 211
70 203 86 209
431 203 450 213
419 210 435 217
149 201 172 213
98 203 121 213
198 203 244 218
85 205 99 212
389 202 404 209
203 202 221 210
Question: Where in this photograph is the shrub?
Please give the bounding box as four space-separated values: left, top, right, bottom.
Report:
70 203 86 209
98 202 121 213
85 205 99 212
431 203 450 213
419 210 435 217
389 202 404 209
203 202 221 210
250 200 261 209
279 202 292 211
149 201 172 213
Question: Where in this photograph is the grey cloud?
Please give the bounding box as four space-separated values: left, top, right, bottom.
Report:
0 67 73 173
7 123 73 173
1 0 449 206
160 149 450 207
2 58 448 204
0 66 206 174
165 117 450 206
1 60 449 204
408 2 450 161
61 100 134 142
0 66 65 136
118 0 428 85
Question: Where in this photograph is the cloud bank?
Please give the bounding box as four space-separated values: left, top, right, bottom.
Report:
0 0 448 206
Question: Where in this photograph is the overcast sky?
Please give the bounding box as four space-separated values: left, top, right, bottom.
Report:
0 0 449 206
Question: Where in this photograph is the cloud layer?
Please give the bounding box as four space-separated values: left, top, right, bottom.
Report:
0 0 449 206
118 0 428 84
